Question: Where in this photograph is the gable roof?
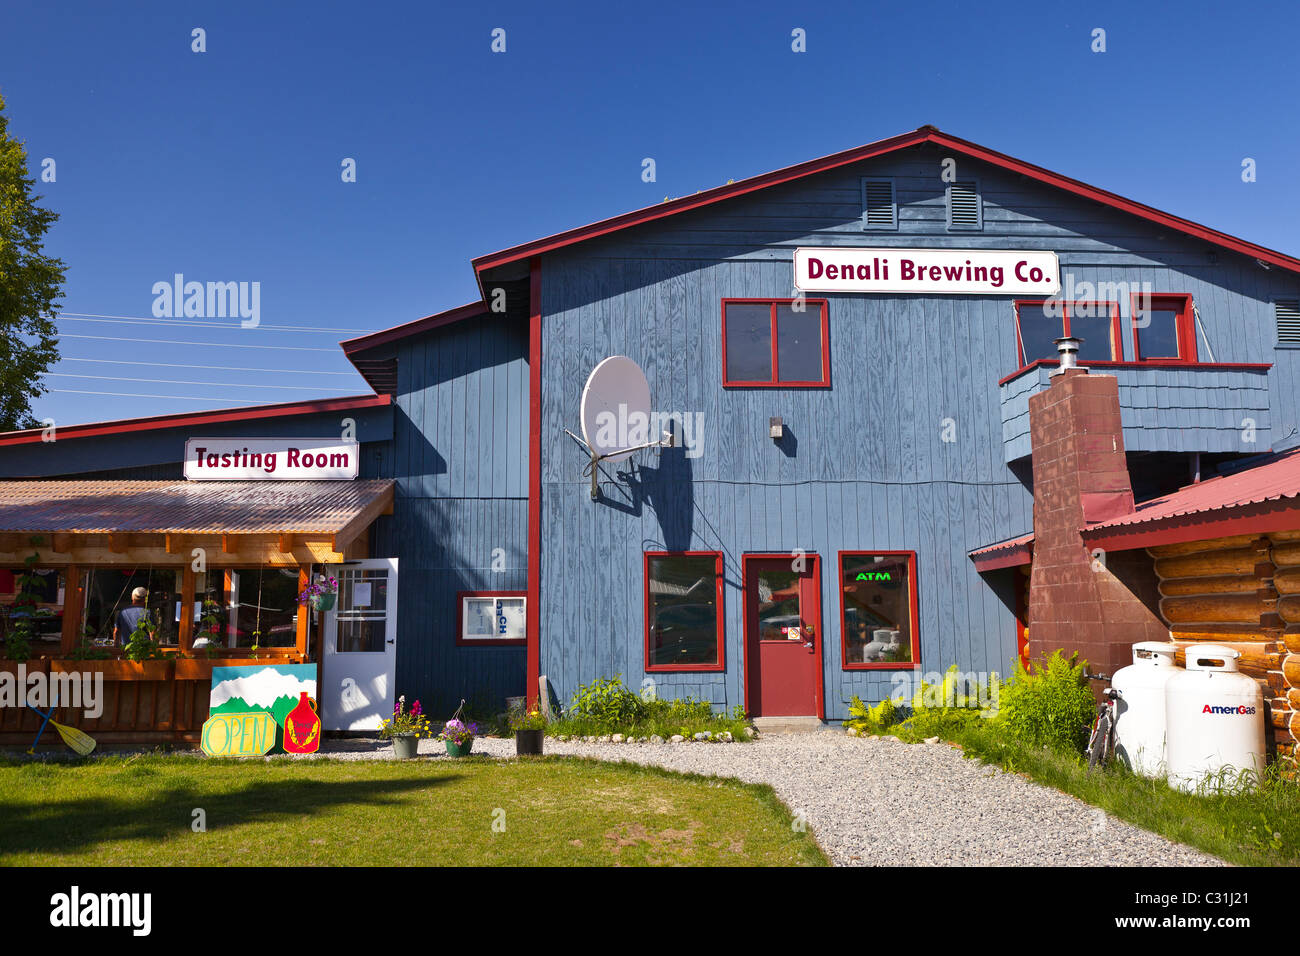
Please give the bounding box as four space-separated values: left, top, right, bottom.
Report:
470 124 1300 283
340 302 488 394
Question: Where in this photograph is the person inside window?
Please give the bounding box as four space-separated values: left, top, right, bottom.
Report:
113 587 153 645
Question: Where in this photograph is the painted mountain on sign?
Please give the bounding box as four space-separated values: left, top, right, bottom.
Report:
210 664 317 727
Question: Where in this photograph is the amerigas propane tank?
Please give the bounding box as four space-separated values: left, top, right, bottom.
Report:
1164 644 1266 792
1111 642 1178 777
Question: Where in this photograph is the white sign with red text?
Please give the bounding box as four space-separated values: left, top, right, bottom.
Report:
184 437 359 480
793 247 1060 295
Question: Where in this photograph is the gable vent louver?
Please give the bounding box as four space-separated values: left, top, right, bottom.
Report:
1277 300 1300 344
862 178 896 229
948 180 981 229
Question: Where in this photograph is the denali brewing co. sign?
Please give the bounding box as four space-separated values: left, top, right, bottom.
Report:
793 248 1060 295
184 437 359 480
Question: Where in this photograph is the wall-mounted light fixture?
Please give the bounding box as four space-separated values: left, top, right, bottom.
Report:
769 416 784 440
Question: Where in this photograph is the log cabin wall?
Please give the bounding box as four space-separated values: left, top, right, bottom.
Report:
1150 530 1300 769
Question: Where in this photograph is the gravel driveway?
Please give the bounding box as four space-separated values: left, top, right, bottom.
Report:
322 731 1225 866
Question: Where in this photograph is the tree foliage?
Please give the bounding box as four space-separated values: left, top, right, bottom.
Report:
0 92 65 431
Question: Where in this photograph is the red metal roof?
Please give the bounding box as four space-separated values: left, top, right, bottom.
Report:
0 479 394 534
1082 447 1300 549
0 394 392 447
968 532 1034 571
471 125 1300 284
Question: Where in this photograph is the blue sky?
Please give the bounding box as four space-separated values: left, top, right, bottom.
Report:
2 0 1298 426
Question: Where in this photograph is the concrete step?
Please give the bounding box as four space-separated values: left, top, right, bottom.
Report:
751 716 829 734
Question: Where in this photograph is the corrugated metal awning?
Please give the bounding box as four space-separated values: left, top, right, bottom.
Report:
0 479 394 535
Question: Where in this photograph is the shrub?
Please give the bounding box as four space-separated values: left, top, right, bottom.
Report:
989 650 1096 753
567 676 646 729
845 695 897 734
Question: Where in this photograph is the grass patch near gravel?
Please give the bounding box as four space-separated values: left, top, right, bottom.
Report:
0 755 827 867
946 723 1300 867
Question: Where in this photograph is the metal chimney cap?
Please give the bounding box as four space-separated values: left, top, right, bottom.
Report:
1050 336 1086 377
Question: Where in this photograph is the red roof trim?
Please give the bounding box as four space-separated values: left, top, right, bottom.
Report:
968 533 1034 571
471 125 1300 281
339 301 488 357
997 359 1274 388
0 393 392 447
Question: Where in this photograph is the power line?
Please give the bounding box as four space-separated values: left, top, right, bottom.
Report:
50 388 265 404
58 333 338 352
59 356 361 377
49 372 349 390
58 313 378 334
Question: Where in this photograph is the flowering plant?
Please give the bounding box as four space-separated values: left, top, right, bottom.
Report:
438 717 478 745
379 695 432 739
509 708 547 732
297 575 339 605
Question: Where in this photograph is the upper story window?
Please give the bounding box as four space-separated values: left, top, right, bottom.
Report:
946 180 982 230
1014 300 1120 367
722 299 829 387
861 177 897 230
1131 293 1197 362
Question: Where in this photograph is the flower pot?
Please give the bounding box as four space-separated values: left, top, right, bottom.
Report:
444 737 474 758
391 734 419 759
311 593 336 612
515 729 544 756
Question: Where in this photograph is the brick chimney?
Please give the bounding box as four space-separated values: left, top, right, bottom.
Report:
1027 365 1168 677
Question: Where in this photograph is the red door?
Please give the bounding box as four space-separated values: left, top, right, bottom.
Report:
743 556 823 718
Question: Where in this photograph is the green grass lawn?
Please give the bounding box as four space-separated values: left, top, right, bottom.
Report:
0 755 827 867
949 723 1300 867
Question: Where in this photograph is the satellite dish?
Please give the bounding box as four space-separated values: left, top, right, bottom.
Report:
581 356 652 464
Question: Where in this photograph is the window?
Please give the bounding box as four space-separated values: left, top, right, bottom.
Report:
839 551 919 669
1015 300 1120 367
947 180 982 230
1131 293 1196 362
0 567 68 649
722 299 829 386
645 552 723 671
861 177 897 230
82 568 184 647
457 591 526 646
195 568 301 648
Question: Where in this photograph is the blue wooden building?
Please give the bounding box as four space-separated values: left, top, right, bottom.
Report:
5 126 1300 724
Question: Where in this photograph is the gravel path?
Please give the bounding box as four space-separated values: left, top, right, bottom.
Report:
318 732 1224 867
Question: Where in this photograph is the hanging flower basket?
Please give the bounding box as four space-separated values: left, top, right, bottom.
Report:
298 575 339 613
438 700 477 758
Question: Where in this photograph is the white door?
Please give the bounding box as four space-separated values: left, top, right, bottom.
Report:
321 558 398 731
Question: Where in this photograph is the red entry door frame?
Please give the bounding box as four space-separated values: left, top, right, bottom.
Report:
742 553 824 719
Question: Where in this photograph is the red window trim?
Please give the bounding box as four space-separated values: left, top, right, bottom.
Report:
1130 293 1197 364
1013 299 1122 368
644 551 725 672
721 298 830 387
837 549 921 671
455 590 527 647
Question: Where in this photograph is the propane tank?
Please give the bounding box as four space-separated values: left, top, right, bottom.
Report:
1164 645 1266 792
1111 642 1178 777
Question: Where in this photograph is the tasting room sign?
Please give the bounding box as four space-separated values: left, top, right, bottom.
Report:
793 247 1060 295
184 437 359 480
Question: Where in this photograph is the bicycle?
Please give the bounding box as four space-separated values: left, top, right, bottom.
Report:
1084 672 1119 770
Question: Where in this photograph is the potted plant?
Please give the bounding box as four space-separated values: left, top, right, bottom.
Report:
510 707 546 756
379 695 431 758
297 574 339 613
438 717 478 757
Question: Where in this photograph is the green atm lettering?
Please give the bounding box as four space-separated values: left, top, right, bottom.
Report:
855 572 891 581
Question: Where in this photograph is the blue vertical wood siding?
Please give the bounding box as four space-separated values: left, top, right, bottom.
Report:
366 314 530 717
533 143 1299 719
